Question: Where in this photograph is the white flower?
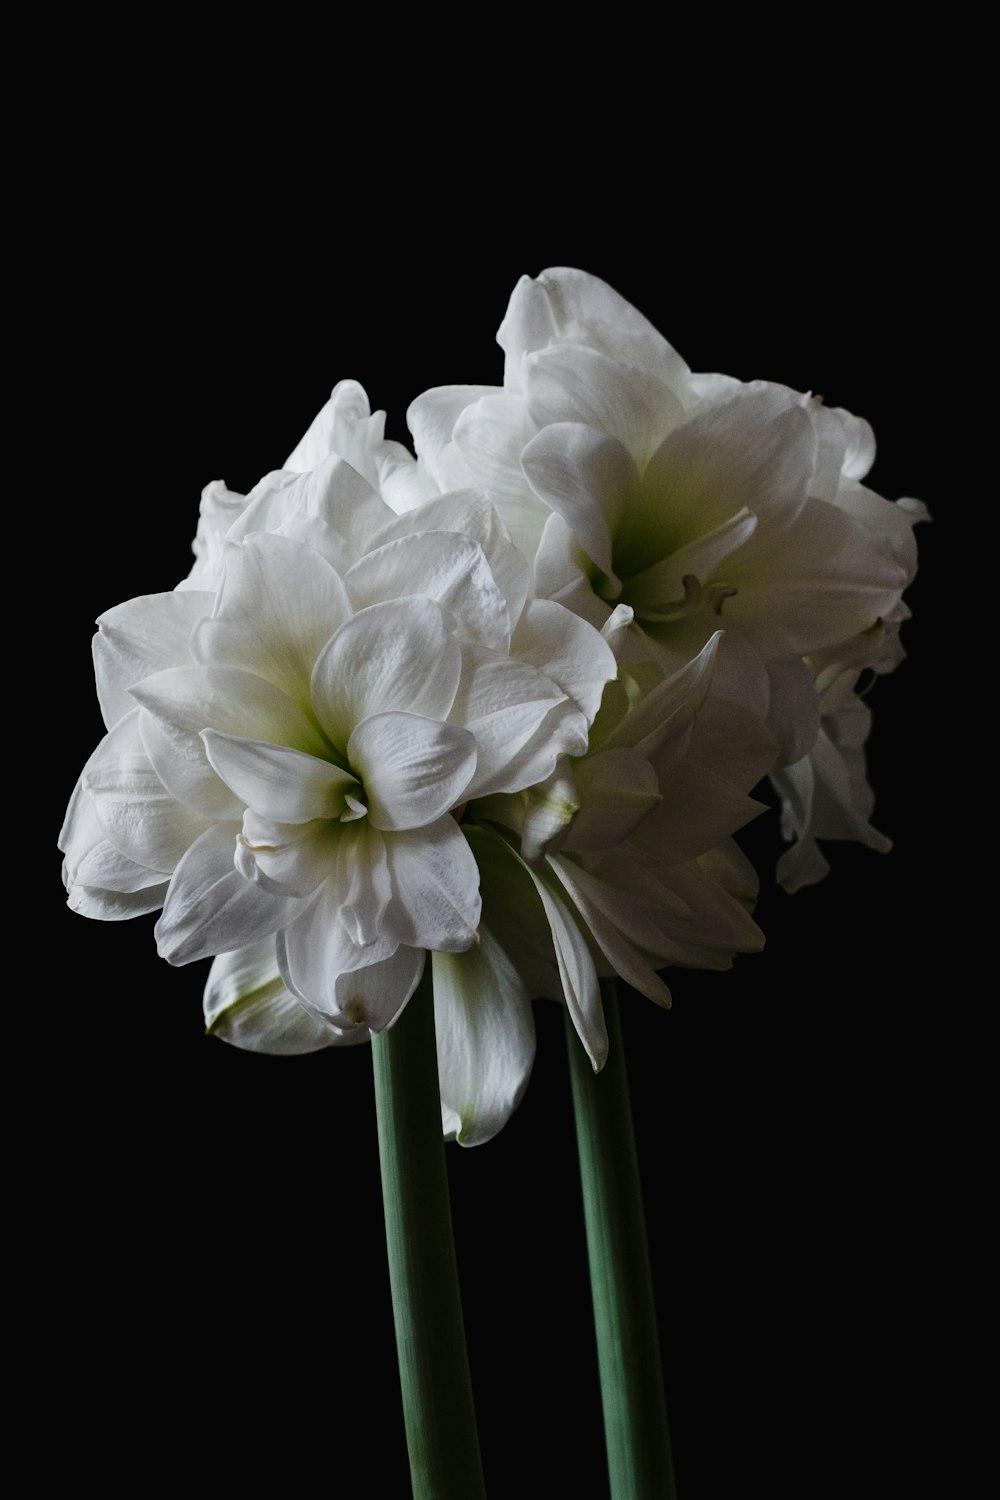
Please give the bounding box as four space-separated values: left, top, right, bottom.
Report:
61 451 617 1035
429 619 774 1145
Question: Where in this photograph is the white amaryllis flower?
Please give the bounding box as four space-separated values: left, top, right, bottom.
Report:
61 453 616 1036
428 617 775 1145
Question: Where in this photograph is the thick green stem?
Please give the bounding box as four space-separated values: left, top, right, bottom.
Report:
372 972 487 1500
565 980 678 1499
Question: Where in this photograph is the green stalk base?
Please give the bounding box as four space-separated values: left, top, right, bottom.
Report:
372 973 486 1500
566 981 678 1499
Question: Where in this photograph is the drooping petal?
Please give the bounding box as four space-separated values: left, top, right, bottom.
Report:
311 597 461 751
193 533 353 708
348 713 476 831
382 818 481 952
203 939 353 1054
156 823 295 965
547 854 673 1007
433 925 537 1147
93 591 214 730
202 732 359 823
68 882 170 920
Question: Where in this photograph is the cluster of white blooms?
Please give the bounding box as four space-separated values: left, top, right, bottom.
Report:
60 269 924 1143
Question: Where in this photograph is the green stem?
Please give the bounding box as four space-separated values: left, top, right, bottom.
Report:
565 979 678 1499
372 971 487 1500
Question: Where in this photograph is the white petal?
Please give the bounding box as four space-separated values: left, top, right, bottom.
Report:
202 732 359 823
382 817 481 952
283 378 374 472
406 384 496 488
68 882 170 919
346 531 510 651
521 422 636 582
237 812 343 899
377 488 531 630
203 940 350 1054
525 860 605 1070
311 597 460 751
156 823 295 965
547 855 673 1006
349 713 476 831
193 533 353 708
132 665 328 818
634 388 816 571
447 643 568 799
84 710 213 871
276 878 401 1017
94 591 214 730
510 599 617 724
526 343 684 464
433 925 537 1147
566 749 662 851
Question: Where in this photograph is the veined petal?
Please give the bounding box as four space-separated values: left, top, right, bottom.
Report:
406 384 496 487
94 590 214 730
523 858 606 1071
349 713 476 832
433 926 537 1147
84 710 213 871
156 823 295 965
525 343 685 465
311 597 461 751
69 882 170 920
377 488 531 631
448 643 568 799
203 940 352 1054
202 732 359 823
346 531 510 651
521 422 636 582
547 855 673 1007
566 749 661 851
510 598 617 724
382 817 481 952
237 812 342 899
193 533 353 709
132 664 328 818
283 378 376 473
630 388 816 573
276 878 401 1017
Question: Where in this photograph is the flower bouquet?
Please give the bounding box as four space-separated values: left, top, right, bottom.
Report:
59 268 924 1496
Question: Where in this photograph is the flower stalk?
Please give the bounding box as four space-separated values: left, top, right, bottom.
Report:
566 979 678 1499
372 971 487 1500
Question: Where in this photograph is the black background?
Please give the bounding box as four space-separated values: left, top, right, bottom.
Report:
41 117 962 1498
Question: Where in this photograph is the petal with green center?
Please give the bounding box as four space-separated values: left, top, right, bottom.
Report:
311 598 460 752
521 422 636 582
349 713 476 832
202 732 358 823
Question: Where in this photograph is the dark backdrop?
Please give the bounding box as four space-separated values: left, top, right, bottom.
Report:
45 162 954 1498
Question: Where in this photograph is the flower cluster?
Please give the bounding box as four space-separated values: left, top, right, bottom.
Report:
60 269 923 1142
